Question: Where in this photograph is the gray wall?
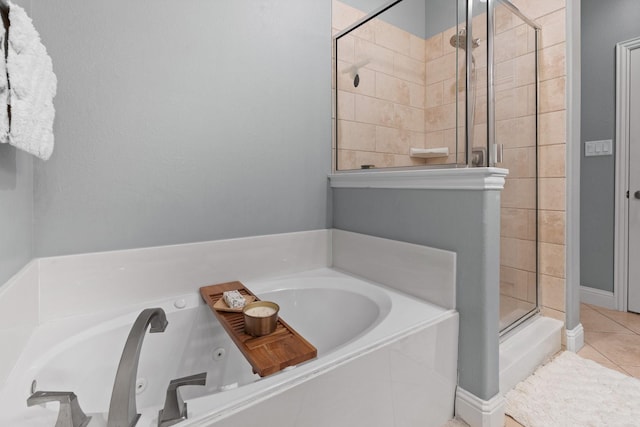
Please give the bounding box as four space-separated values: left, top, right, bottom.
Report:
340 0 462 40
27 0 331 257
333 187 502 400
581 0 640 291
0 0 33 286
340 0 480 40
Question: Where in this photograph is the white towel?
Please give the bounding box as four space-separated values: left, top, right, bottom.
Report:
7 2 57 160
0 11 8 144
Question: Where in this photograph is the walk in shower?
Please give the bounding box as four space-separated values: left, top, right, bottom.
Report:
333 0 541 333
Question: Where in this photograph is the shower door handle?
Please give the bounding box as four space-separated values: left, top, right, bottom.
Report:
634 191 640 199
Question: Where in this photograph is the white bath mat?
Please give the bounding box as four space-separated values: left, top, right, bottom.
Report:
505 351 640 427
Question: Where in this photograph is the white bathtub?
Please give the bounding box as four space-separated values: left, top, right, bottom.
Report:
0 268 458 427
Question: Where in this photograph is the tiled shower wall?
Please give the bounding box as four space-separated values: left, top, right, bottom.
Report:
333 1 429 170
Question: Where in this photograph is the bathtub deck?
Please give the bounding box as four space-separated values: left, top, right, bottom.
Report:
200 281 317 376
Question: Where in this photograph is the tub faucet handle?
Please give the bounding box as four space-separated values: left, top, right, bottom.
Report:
27 391 92 427
158 372 207 427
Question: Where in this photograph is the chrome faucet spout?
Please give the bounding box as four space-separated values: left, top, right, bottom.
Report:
107 308 168 427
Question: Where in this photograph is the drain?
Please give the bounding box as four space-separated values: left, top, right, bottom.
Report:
212 347 226 361
135 378 147 394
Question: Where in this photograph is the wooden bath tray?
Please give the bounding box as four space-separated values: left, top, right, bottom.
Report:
200 281 317 377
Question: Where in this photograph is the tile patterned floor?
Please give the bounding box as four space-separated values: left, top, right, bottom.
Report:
504 304 640 427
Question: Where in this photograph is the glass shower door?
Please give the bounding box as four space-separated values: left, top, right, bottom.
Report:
492 1 540 333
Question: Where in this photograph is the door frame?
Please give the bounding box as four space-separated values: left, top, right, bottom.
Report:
614 37 640 312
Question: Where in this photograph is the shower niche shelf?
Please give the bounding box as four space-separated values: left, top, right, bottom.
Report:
409 147 449 158
200 281 317 377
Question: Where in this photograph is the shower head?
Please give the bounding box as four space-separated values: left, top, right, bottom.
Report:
449 28 481 50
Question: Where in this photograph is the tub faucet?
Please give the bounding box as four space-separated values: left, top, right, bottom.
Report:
158 372 207 427
107 308 168 427
27 391 92 427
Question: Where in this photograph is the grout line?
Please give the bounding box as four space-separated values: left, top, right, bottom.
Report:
580 342 631 376
586 303 639 335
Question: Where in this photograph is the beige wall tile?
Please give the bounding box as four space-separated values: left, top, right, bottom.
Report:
495 3 516 34
540 77 566 113
539 42 566 82
337 90 355 121
540 242 565 278
537 9 566 48
539 144 566 177
539 210 565 245
337 149 357 170
408 82 425 108
540 274 565 312
502 147 536 178
473 122 488 149
375 126 410 154
495 27 519 63
425 103 456 132
396 104 425 132
355 94 395 127
515 52 536 87
539 177 565 211
510 0 565 20
409 34 426 62
410 131 426 149
395 53 426 85
354 38 394 75
496 116 536 148
501 208 536 240
338 121 376 151
426 52 456 85
502 178 537 210
426 82 444 108
425 33 443 61
495 88 516 121
442 77 458 105
392 154 426 167
425 130 444 149
336 34 355 64
539 110 566 145
515 84 537 118
501 237 536 272
375 72 410 105
515 23 536 56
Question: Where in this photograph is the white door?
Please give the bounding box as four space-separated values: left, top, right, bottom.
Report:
628 47 640 313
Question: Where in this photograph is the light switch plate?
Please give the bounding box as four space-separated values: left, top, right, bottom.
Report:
585 139 613 157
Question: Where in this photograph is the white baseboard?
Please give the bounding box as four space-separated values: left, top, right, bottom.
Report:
455 387 505 427
565 323 584 352
580 286 616 310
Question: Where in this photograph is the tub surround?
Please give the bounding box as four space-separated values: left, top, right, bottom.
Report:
0 262 39 386
0 230 458 426
332 229 456 309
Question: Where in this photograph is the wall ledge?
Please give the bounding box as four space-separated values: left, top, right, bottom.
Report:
329 167 508 190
